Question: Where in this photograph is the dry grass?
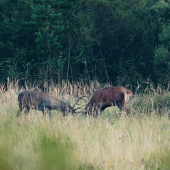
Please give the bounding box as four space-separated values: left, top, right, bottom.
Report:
1 81 170 170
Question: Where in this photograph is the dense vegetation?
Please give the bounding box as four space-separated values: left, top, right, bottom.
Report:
1 0 170 86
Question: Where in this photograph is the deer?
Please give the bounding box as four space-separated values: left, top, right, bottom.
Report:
17 90 86 117
83 86 133 117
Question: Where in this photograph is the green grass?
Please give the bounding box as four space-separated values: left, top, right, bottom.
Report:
1 81 170 170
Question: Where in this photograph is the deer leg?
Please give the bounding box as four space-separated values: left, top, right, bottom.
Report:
116 101 124 111
92 104 99 117
85 103 92 116
99 108 104 116
95 107 100 118
63 109 69 117
40 103 48 117
41 106 52 117
17 103 23 117
42 107 48 117
63 112 66 117
90 105 98 117
48 111 52 117
90 105 95 117
24 106 30 115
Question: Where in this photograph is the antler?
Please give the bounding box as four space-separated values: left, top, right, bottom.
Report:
72 95 88 111
73 104 87 112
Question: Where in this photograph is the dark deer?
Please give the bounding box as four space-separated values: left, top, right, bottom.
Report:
17 90 85 117
83 86 133 117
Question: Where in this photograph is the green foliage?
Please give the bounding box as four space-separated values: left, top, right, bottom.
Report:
1 0 170 85
154 21 170 83
0 0 78 83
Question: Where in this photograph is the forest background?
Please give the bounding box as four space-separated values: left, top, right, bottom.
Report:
1 0 170 87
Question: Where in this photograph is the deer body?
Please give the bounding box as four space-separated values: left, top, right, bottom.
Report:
17 90 72 117
84 86 133 116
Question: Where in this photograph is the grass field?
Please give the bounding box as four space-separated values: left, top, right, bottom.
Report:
1 81 170 170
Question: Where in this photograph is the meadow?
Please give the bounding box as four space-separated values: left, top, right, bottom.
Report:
1 81 170 170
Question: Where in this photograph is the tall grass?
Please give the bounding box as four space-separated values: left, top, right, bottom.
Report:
1 81 170 170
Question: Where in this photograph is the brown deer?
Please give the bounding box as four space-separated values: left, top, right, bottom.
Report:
17 90 86 117
83 86 133 117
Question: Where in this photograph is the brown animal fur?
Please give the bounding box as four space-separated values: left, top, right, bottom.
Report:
84 86 133 116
